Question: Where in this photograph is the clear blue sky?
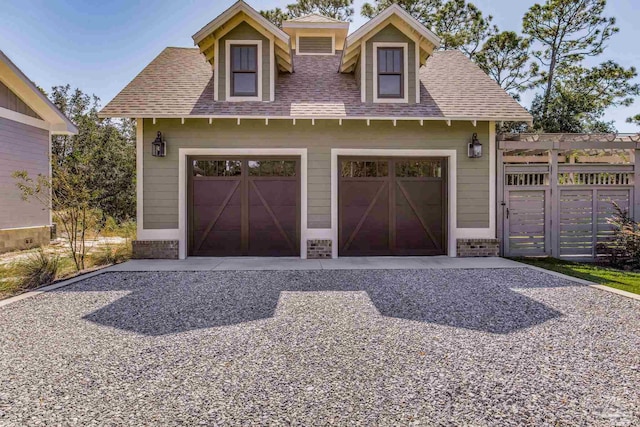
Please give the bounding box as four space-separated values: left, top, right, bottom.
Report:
1 0 639 131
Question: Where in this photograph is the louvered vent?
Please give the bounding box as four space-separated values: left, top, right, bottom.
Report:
298 36 333 54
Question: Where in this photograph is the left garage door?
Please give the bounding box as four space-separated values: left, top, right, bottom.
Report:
189 157 300 257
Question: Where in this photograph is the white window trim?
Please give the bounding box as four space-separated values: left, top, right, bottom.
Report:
225 39 263 102
178 148 308 260
295 33 336 56
331 148 458 258
372 42 409 104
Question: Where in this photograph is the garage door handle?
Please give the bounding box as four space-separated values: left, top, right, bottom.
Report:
506 208 510 219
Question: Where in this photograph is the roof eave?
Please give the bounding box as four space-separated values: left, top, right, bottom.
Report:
96 113 534 123
0 50 78 135
192 0 290 46
345 5 440 49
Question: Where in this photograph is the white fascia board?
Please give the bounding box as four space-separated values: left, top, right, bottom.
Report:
345 5 440 50
0 50 78 134
283 22 349 30
192 0 289 46
96 114 534 123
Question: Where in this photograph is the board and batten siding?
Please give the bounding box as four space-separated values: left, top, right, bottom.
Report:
142 118 490 230
218 22 271 101
0 81 41 119
0 117 49 229
365 24 417 104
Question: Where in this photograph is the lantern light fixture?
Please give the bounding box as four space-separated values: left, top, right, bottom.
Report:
152 131 166 157
468 133 482 158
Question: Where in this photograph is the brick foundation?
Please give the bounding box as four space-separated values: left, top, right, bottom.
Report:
307 239 332 259
457 239 500 257
132 240 179 259
0 226 51 254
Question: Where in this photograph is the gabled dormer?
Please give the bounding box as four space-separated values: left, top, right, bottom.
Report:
282 14 349 56
339 4 440 105
192 0 293 102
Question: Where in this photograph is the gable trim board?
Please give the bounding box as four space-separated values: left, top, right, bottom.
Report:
192 0 293 73
346 4 440 50
0 50 77 135
193 1 288 46
339 5 439 74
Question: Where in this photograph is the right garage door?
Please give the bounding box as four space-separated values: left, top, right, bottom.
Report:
338 157 447 256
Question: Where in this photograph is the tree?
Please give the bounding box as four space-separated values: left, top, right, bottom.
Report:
530 62 639 133
361 0 496 59
361 0 441 24
260 8 290 28
49 85 136 222
627 115 640 127
287 0 354 20
476 31 537 100
523 0 619 121
13 86 137 270
14 162 98 271
261 0 354 27
431 0 497 58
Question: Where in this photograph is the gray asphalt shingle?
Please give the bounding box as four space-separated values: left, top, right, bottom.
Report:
99 48 532 121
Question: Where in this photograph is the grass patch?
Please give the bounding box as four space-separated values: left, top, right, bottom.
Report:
512 257 640 295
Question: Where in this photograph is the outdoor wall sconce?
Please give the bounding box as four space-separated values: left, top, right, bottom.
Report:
468 133 482 158
152 131 166 157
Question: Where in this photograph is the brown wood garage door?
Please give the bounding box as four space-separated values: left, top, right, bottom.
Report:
189 157 300 257
339 157 447 256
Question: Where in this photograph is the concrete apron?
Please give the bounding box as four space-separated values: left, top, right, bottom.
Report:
2 257 638 309
109 256 522 272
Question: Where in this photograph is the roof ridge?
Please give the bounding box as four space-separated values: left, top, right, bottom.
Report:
286 12 346 23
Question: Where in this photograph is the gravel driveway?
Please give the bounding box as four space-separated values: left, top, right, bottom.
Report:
0 268 638 426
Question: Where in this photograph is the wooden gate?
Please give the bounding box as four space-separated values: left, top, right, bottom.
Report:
499 134 639 260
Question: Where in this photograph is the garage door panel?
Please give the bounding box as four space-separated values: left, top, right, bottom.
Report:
339 157 447 256
189 157 300 257
342 189 391 254
250 180 298 206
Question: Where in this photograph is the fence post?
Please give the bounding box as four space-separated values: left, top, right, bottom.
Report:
496 145 505 255
634 145 640 222
549 147 558 257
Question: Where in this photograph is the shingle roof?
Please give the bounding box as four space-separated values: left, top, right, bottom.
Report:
286 13 347 23
99 47 532 121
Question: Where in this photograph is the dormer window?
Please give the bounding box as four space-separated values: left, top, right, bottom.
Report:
231 45 258 96
225 40 263 101
373 42 408 103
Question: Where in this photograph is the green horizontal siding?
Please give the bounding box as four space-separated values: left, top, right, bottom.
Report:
142 118 491 230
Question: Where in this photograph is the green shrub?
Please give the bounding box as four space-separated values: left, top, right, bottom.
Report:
100 215 136 239
16 249 60 290
602 203 640 269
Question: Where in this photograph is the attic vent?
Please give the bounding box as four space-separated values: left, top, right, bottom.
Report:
298 36 333 55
